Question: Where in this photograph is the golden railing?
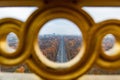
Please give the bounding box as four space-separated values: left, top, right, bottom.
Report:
0 0 120 79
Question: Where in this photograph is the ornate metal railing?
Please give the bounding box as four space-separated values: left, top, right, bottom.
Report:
0 0 120 79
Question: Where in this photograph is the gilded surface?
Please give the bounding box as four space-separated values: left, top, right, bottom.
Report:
0 1 120 80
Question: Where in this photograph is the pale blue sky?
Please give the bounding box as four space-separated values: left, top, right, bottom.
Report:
39 18 81 35
0 7 120 35
83 7 120 23
0 7 38 21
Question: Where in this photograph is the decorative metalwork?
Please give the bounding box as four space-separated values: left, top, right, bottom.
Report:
0 0 120 80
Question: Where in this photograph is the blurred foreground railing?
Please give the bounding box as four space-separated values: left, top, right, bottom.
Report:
1 73 120 80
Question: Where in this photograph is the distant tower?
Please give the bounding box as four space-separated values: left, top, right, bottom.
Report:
53 33 55 35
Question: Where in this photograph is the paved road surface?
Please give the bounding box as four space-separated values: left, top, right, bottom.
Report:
56 36 68 63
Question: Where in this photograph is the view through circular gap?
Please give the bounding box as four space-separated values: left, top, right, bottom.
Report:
38 18 83 63
102 34 116 56
6 32 19 53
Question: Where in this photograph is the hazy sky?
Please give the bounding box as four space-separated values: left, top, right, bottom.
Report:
83 7 120 23
0 7 120 35
39 18 81 35
0 7 38 21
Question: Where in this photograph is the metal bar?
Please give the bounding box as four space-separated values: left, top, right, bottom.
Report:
77 0 120 6
0 0 119 7
0 0 44 7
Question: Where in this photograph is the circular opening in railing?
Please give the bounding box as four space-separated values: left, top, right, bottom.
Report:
6 32 19 53
38 18 82 63
102 34 116 56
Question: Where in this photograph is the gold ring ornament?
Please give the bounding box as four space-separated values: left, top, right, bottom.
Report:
90 20 120 69
24 3 95 79
0 18 29 66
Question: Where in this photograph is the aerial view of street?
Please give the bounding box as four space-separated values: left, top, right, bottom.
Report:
39 34 82 62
